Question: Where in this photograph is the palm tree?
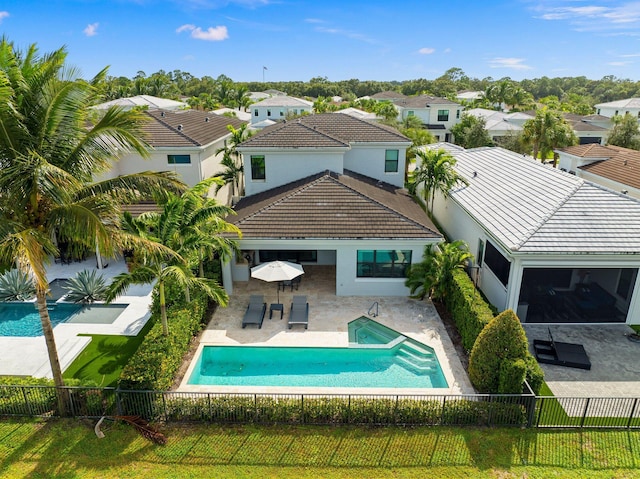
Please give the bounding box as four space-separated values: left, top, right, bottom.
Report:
0 39 184 405
214 124 254 198
107 179 240 335
522 108 577 164
405 240 473 302
409 149 467 215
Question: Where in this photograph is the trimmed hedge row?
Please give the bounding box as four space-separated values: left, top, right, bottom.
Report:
444 269 495 352
118 286 211 391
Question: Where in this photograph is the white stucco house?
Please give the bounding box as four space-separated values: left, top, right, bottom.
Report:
220 113 442 297
100 109 246 205
250 95 313 125
556 144 640 199
393 95 462 143
595 98 640 119
428 143 640 326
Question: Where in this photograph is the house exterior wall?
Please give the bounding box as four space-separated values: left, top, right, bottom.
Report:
251 104 312 124
597 106 640 118
578 171 640 199
343 144 407 188
399 106 461 139
242 150 346 196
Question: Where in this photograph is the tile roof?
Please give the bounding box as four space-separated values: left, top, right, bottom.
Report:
251 95 313 107
446 146 640 254
143 109 246 148
370 91 407 100
571 145 640 190
238 113 410 149
392 94 460 108
559 144 619 158
595 98 640 109
230 170 441 240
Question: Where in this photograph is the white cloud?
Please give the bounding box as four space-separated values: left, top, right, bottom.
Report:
305 18 324 24
608 61 632 66
418 47 435 55
83 23 99 37
536 2 640 32
0 11 9 24
314 26 377 44
443 48 451 54
176 24 229 41
488 57 533 70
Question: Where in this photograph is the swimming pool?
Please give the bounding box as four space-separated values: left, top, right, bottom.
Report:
188 318 448 388
0 302 128 337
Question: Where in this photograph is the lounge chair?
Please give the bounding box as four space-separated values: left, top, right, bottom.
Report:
242 295 266 329
288 295 309 329
533 327 591 370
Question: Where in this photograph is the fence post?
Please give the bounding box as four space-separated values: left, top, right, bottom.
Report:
440 396 447 425
21 387 33 416
162 392 167 423
580 398 591 428
254 394 258 423
208 393 212 422
347 395 351 424
627 398 638 429
301 395 304 424
67 389 76 418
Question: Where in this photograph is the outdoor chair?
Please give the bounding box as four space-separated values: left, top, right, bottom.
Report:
281 276 301 292
288 295 309 329
533 327 591 370
242 295 266 329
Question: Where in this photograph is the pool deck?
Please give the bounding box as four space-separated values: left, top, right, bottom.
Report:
178 265 475 396
0 255 153 378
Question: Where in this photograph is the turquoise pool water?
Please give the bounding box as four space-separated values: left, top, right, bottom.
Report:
0 302 127 337
188 318 448 388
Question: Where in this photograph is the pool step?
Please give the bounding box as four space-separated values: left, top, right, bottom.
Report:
395 342 438 373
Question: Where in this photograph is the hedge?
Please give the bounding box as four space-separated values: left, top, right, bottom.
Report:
444 269 495 352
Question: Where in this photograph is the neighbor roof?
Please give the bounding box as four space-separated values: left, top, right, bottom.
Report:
393 95 460 108
562 144 640 190
445 146 640 254
595 98 640 109
231 170 441 240
93 95 187 111
143 109 245 148
370 91 407 100
238 113 410 149
252 95 313 108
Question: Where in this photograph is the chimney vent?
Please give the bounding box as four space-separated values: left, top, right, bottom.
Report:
177 124 183 131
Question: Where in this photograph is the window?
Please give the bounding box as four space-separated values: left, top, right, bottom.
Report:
407 111 415 116
477 239 485 266
483 241 511 286
250 155 266 180
597 108 600 115
357 250 412 278
167 154 191 164
385 149 399 173
437 109 449 122
617 269 636 300
254 109 258 116
280 110 285 117
267 109 271 117
456 109 460 119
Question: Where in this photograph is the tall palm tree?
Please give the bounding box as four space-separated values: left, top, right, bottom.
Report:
409 149 468 215
405 240 473 302
214 124 253 198
0 39 184 405
107 179 240 335
522 108 577 164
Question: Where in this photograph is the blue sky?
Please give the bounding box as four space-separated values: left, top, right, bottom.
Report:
2 0 640 83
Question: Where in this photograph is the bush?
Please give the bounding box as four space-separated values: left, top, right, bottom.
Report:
498 358 527 394
444 269 495 351
523 354 544 395
119 288 210 391
468 309 529 393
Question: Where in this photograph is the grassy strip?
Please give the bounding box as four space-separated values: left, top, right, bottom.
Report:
62 317 156 387
1 419 640 478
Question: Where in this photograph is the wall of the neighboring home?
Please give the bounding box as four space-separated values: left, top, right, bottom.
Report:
578 170 640 199
343 144 408 187
198 138 234 204
597 106 640 118
556 153 604 174
241 149 346 196
431 192 510 311
251 104 312 124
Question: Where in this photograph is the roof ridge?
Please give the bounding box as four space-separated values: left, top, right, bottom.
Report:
515 176 584 250
295 121 351 146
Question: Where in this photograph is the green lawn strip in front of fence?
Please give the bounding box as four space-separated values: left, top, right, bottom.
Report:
62 316 156 387
1 419 640 478
538 382 640 428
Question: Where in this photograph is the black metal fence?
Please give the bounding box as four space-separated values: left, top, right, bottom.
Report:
1 385 638 429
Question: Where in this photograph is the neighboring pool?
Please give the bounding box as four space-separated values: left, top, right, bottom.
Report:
0 302 128 337
188 317 448 388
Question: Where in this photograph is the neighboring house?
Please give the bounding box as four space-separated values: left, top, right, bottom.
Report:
237 113 412 196
93 95 188 111
220 113 439 297
561 113 609 145
336 107 379 121
250 95 313 124
222 170 442 297
391 95 462 142
595 98 640 119
212 107 252 122
456 90 485 102
557 144 640 198
465 108 526 140
428 143 640 325
101 109 246 205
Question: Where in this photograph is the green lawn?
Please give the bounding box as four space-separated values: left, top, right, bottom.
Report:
1 419 640 478
62 317 155 387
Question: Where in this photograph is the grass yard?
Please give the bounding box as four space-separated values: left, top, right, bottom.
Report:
1 419 640 478
63 316 155 387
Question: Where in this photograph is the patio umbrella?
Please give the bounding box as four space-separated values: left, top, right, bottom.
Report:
250 260 304 304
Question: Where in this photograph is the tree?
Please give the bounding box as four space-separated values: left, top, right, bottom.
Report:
107 179 239 336
409 149 467 214
607 113 640 150
214 124 254 197
405 240 473 302
522 108 577 164
450 114 493 149
0 39 184 407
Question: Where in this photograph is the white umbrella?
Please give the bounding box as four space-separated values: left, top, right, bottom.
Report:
250 260 304 304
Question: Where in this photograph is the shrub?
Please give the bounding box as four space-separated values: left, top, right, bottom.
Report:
64 269 108 303
498 358 527 394
444 269 495 351
523 353 544 395
0 269 35 301
468 309 529 393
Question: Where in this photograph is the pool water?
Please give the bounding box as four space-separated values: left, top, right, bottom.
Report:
0 302 127 337
188 317 448 388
